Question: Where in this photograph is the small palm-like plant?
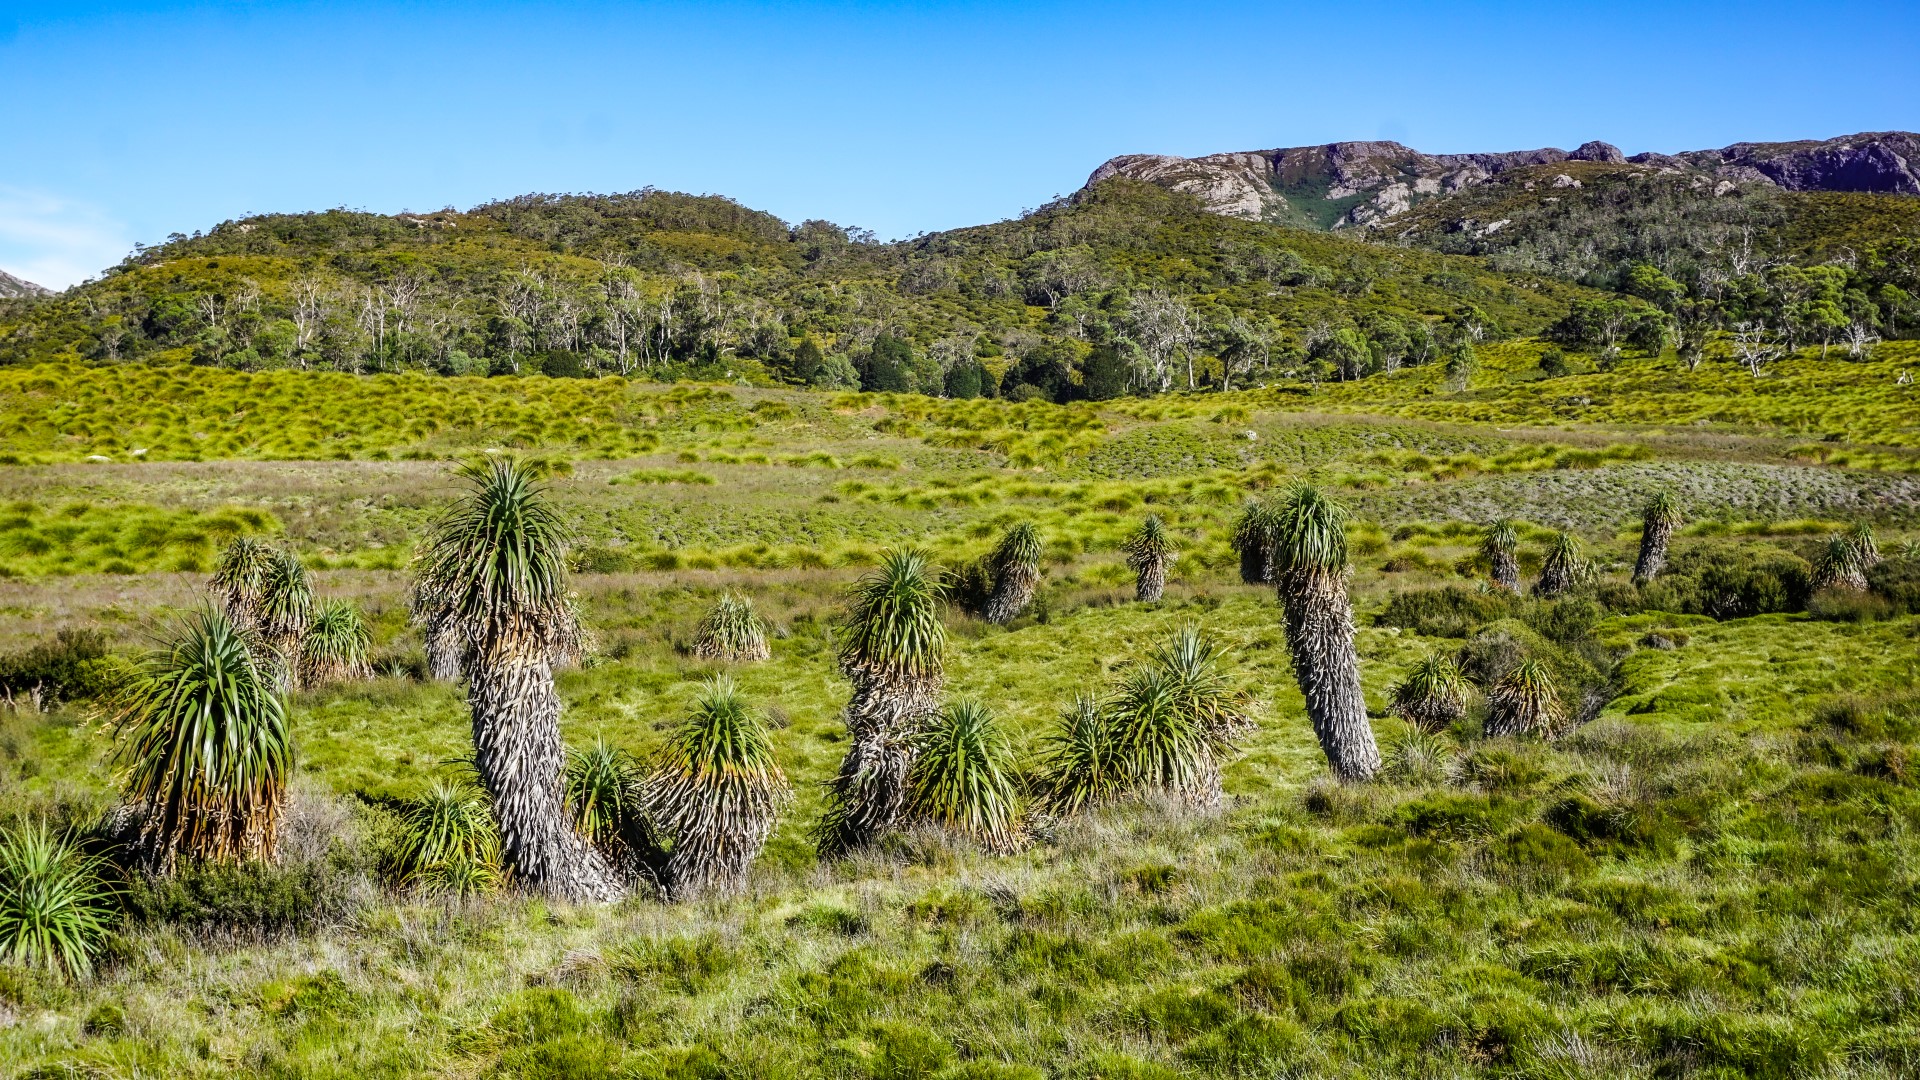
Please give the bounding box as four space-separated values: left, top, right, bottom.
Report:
565 739 647 868
645 676 789 897
1389 653 1470 734
1272 485 1379 782
819 549 946 855
1107 664 1223 806
1901 538 1920 563
114 607 292 868
256 548 314 693
390 782 504 896
1032 694 1122 816
906 699 1023 853
210 535 275 630
1812 534 1870 592
1123 514 1177 602
1633 493 1684 585
691 592 771 662
1233 499 1280 585
300 598 372 686
416 457 621 902
1154 625 1254 744
1484 659 1565 738
1845 522 1881 572
982 522 1043 624
1534 532 1585 598
1481 520 1520 593
0 823 116 977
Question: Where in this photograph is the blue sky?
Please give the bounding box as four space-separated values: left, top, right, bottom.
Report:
3 0 1916 288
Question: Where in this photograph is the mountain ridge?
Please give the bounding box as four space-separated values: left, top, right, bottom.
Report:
1085 131 1920 231
0 269 50 299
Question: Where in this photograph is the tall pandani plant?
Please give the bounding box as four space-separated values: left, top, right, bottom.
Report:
1233 499 1281 585
1388 653 1469 734
645 676 790 897
1484 659 1565 738
210 536 275 631
415 457 621 902
1534 532 1586 598
1633 493 1684 585
256 548 314 694
1481 520 1521 593
906 698 1024 853
1272 485 1379 782
691 592 771 662
818 548 946 856
982 522 1043 625
113 607 292 869
301 598 373 686
1123 514 1177 603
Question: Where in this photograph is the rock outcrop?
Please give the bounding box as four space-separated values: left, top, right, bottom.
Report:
1085 132 1918 229
0 269 49 299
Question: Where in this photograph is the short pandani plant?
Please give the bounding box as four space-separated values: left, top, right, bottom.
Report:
982 521 1043 624
389 781 504 897
1123 514 1177 602
300 598 373 686
1032 694 1122 816
564 739 649 873
113 607 293 870
0 823 116 977
690 592 771 662
1813 532 1872 592
644 675 790 898
906 698 1024 853
1484 659 1566 738
1232 498 1281 585
1534 532 1587 598
1388 653 1469 734
1481 519 1521 593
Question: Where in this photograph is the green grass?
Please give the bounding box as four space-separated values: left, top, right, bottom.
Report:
1 357 1920 1077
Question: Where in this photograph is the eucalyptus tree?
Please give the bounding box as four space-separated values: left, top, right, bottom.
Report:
1272 485 1379 782
1633 493 1684 585
818 548 947 855
1481 520 1521 593
983 522 1043 624
906 699 1023 853
1484 659 1565 738
645 676 789 896
1388 653 1469 734
1534 532 1585 598
1233 499 1280 585
416 458 623 902
1123 514 1177 602
113 608 292 868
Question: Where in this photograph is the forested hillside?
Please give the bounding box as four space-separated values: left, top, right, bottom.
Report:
0 182 1595 399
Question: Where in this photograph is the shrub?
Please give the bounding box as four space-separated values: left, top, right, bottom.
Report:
1642 541 1811 618
120 856 354 936
1807 587 1899 622
0 823 116 976
0 628 122 708
1867 556 1920 613
1377 585 1513 638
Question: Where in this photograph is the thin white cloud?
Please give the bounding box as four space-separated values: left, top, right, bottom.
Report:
0 187 136 292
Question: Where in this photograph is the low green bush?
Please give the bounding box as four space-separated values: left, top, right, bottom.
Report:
1866 556 1920 613
119 856 360 936
1642 541 1811 618
1376 585 1514 638
0 629 125 707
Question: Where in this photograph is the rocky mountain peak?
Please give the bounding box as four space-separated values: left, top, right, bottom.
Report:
1083 131 1919 230
0 269 50 300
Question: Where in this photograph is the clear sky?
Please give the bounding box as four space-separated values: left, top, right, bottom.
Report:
3 0 1916 289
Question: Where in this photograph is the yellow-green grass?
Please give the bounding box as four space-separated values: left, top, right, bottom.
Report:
0 501 277 577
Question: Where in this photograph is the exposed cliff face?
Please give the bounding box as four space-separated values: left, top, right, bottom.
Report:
0 269 50 300
1085 132 1917 230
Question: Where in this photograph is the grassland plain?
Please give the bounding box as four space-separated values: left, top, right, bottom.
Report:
1 344 1919 1078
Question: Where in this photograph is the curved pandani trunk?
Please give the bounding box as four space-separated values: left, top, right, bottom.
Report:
1136 556 1168 602
468 625 623 901
1280 566 1380 781
820 667 942 853
1634 517 1676 585
1489 549 1520 593
983 564 1038 625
